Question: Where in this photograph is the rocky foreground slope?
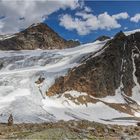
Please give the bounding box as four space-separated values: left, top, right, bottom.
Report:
0 23 80 50
0 120 140 140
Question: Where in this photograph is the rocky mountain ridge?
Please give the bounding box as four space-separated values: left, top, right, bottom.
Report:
0 23 80 50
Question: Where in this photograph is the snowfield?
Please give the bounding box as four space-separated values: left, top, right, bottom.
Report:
0 39 140 125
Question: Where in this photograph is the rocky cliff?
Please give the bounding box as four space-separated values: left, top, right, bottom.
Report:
0 23 80 50
47 31 140 98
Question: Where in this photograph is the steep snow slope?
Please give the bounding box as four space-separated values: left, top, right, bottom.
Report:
0 38 140 125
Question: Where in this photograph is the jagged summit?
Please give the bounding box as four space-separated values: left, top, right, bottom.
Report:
114 31 126 41
22 23 57 35
0 23 80 50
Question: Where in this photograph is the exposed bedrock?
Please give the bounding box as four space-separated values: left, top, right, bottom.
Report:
47 31 140 98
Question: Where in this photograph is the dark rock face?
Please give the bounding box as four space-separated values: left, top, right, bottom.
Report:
0 23 80 50
95 35 110 41
47 31 140 98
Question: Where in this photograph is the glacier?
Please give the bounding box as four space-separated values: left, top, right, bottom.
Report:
0 39 139 125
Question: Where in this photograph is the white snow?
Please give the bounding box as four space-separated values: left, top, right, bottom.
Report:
124 29 140 36
0 34 16 40
64 90 87 98
42 94 133 125
134 112 140 117
0 87 30 109
99 92 125 104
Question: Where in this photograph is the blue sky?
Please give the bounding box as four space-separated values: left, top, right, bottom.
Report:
0 0 140 43
44 1 140 43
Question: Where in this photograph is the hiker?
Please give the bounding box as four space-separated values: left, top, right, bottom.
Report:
8 114 13 126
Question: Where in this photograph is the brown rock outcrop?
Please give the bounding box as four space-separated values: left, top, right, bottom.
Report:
0 23 80 50
47 31 140 98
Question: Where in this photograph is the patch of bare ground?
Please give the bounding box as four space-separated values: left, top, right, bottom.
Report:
0 120 140 139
